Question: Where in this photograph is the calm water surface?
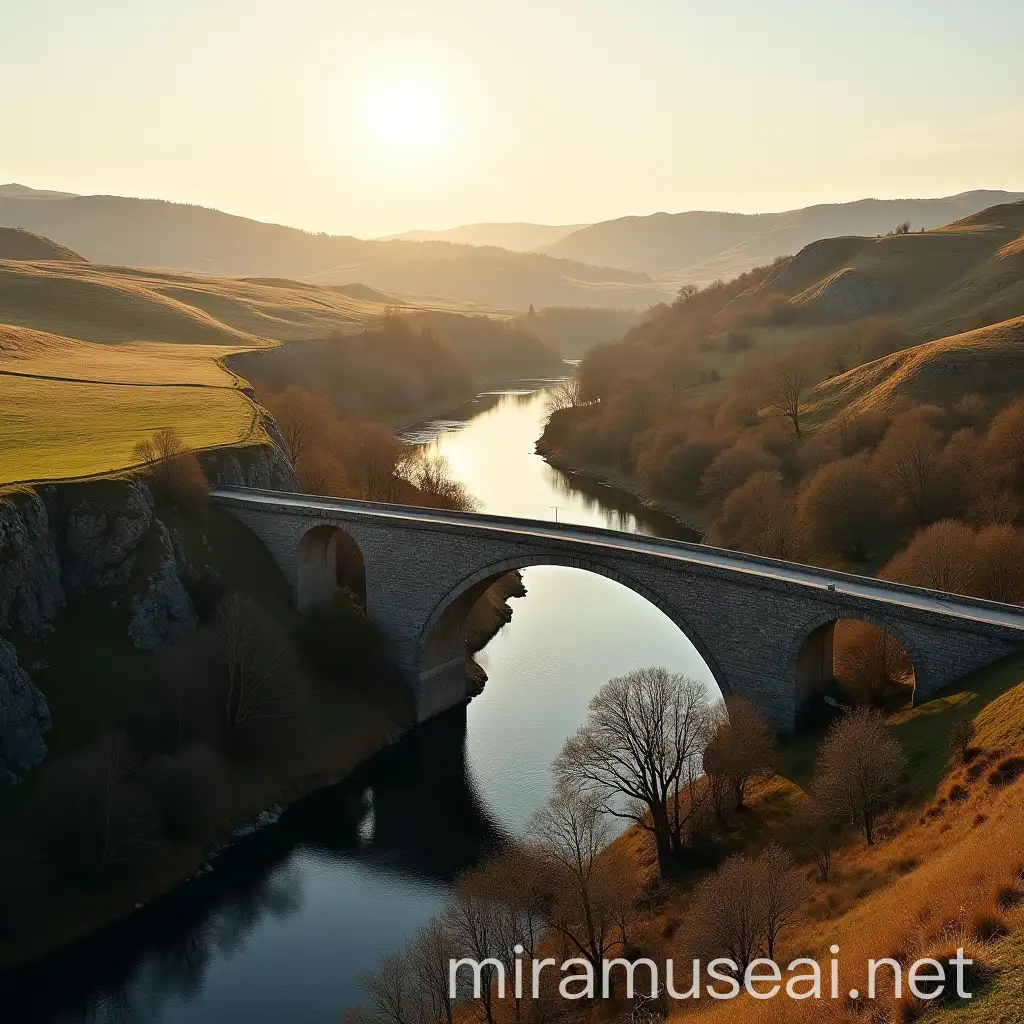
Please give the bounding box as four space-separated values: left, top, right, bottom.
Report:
10 381 719 1024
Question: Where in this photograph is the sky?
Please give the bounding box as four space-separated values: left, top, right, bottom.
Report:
2 0 1023 239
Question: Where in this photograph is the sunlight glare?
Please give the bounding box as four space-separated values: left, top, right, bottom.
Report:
361 77 443 158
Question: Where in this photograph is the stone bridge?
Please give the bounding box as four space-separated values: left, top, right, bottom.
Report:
211 487 1024 732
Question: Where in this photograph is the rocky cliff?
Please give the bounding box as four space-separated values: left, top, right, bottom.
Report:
0 433 298 785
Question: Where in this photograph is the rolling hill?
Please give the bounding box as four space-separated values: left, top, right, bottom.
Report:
803 314 1024 425
540 191 1024 281
0 240 556 486
0 226 84 263
0 187 671 310
748 200 1024 341
383 221 587 251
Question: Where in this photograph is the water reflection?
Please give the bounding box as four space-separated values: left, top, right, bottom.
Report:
4 711 505 1024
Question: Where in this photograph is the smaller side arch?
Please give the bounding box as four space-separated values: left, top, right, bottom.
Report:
295 521 366 611
417 554 732 698
788 608 926 719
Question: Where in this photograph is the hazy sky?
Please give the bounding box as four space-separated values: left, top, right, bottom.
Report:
3 0 1023 238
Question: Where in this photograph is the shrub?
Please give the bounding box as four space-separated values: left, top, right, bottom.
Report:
133 427 209 507
948 720 977 764
144 745 228 843
299 588 390 682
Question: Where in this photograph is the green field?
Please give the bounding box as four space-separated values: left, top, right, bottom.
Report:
0 374 262 485
0 228 516 486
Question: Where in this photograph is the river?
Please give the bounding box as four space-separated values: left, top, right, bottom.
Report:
10 380 720 1024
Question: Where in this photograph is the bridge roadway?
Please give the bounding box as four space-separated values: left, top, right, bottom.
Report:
211 487 1024 730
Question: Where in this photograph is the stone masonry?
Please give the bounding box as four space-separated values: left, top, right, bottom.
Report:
212 488 1024 733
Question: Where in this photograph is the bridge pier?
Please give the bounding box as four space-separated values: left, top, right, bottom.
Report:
415 655 475 721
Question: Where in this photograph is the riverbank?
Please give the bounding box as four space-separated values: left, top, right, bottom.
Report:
384 370 571 436
2 569 525 974
535 433 707 540
0 673 409 972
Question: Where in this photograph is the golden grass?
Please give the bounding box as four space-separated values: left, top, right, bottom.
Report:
587 654 1024 1024
0 257 500 347
658 763 1024 1023
0 325 240 386
803 314 1024 426
0 251 503 485
0 226 83 262
0 374 262 484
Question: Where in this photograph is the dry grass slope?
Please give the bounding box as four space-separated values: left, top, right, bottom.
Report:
803 314 1024 425
0 226 84 262
0 242 505 485
752 201 1024 342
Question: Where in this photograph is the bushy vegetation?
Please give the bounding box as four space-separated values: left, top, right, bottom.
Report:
0 578 409 953
350 654 1024 1024
263 382 479 510
540 272 1024 613
237 308 561 421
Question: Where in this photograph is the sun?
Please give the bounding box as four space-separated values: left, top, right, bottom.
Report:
361 77 443 157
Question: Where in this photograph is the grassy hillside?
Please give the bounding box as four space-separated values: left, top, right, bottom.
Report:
0 227 84 262
0 191 673 310
0 371 262 485
804 314 1024 425
758 200 1024 340
541 191 1024 280
0 241 570 485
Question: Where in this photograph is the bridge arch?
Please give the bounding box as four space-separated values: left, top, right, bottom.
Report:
296 522 367 610
418 554 731 698
790 609 924 719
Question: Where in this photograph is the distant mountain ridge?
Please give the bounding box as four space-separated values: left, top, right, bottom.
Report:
382 222 587 251
0 186 670 311
539 191 1024 280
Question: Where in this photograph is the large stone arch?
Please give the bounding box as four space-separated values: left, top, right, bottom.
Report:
788 608 926 717
417 553 732 699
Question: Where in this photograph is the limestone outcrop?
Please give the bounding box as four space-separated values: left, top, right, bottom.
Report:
63 478 155 591
128 522 198 651
0 637 52 786
0 489 63 638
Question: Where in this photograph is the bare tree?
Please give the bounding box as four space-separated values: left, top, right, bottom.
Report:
359 946 427 1024
685 855 764 972
813 707 907 845
445 876 503 1024
698 445 778 510
545 376 584 416
798 454 895 562
766 354 814 438
528 788 618 975
877 411 946 525
213 593 304 745
133 426 208 505
295 449 346 496
400 452 481 512
262 386 334 464
335 421 410 502
407 919 457 1024
702 697 777 812
554 668 712 876
756 844 807 961
791 799 842 882
36 732 157 879
832 621 914 705
712 470 799 559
